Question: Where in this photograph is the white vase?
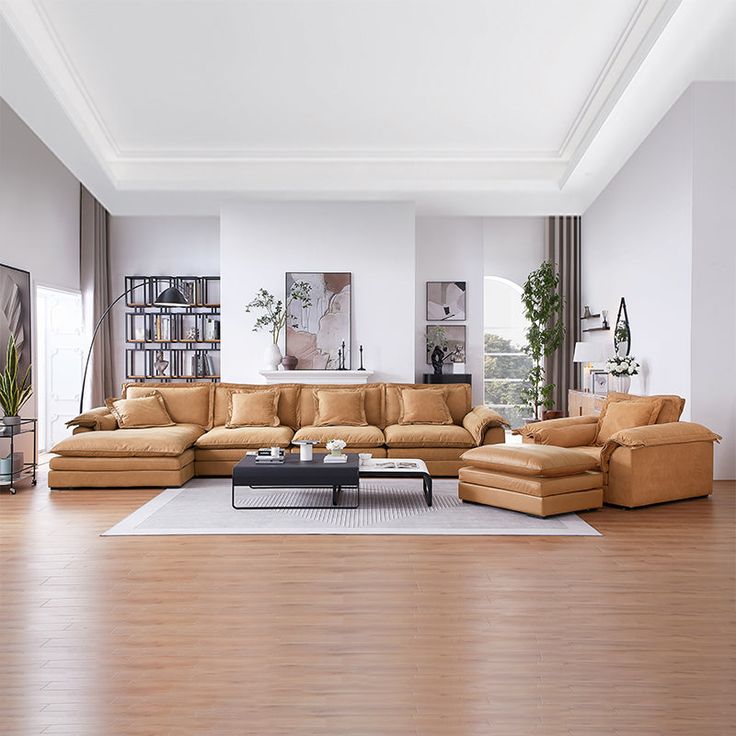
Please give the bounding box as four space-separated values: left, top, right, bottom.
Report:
263 342 283 371
610 375 631 393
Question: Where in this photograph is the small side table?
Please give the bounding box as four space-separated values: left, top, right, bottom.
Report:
0 418 38 494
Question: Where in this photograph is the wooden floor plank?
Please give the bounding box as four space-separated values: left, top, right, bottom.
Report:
0 477 734 735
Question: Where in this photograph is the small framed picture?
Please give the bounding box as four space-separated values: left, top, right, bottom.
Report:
591 370 608 395
426 281 466 321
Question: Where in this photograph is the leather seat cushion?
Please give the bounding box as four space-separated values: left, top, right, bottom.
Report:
460 444 600 477
292 425 385 447
51 424 204 457
384 424 475 448
196 425 294 449
459 466 603 497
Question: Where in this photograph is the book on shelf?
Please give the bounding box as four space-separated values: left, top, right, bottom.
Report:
204 318 220 341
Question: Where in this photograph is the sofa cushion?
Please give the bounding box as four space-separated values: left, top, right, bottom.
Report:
123 382 214 429
567 445 603 469
384 424 475 448
213 383 301 429
51 424 204 457
227 389 281 428
398 388 453 425
385 384 470 426
106 393 174 429
460 444 600 477
606 391 685 424
313 389 367 426
298 385 384 428
196 425 294 449
596 398 663 445
293 425 385 447
65 407 118 432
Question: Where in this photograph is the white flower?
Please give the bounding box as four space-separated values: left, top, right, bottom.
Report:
326 439 346 452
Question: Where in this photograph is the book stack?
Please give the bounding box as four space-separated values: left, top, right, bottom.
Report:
191 354 216 377
323 454 348 464
255 448 285 464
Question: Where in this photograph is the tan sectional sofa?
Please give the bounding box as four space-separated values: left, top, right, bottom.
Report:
513 392 721 508
49 382 509 489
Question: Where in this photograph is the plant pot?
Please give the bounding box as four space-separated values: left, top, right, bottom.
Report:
609 375 631 393
281 355 299 371
2 416 21 426
542 410 563 421
263 343 283 371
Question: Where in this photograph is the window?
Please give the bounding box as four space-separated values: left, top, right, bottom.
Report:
484 276 533 428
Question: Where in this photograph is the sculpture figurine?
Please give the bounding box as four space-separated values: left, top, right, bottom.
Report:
431 345 446 376
154 350 169 376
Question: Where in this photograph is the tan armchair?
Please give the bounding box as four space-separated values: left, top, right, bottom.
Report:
514 401 721 508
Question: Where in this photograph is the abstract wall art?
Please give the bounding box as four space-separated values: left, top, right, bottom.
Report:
426 281 466 321
0 263 32 382
285 272 351 369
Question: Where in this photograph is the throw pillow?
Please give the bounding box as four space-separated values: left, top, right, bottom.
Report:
399 388 453 425
595 399 664 445
313 390 367 427
227 390 281 428
106 393 174 429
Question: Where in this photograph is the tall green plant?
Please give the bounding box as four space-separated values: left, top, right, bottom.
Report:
520 261 565 419
0 334 32 418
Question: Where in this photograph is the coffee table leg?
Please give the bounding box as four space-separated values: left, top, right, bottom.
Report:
423 474 433 507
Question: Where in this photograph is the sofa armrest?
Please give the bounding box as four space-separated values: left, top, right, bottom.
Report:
463 405 510 445
65 407 118 432
513 415 598 443
530 423 599 448
600 421 721 471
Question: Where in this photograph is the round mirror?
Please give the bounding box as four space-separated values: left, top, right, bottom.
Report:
613 297 631 358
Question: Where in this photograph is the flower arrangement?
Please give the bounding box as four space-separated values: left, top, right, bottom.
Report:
325 439 347 456
244 280 312 345
606 355 640 377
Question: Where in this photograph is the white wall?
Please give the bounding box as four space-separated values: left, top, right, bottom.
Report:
415 218 484 403
583 82 735 479
690 82 736 480
108 216 220 390
583 88 694 403
0 99 81 420
414 217 544 405
220 202 415 383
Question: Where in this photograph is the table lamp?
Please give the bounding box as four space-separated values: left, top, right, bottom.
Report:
573 341 610 392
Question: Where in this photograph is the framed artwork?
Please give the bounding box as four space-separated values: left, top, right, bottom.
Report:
426 281 466 321
285 272 351 369
591 370 608 396
0 263 32 384
426 325 466 365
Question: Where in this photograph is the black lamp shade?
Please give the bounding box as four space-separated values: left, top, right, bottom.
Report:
154 286 189 307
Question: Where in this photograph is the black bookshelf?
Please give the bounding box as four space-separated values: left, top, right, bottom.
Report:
124 275 221 383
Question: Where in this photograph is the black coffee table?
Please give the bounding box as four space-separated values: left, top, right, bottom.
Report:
232 453 360 510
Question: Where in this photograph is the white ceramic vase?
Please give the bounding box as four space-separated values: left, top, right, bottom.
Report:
263 342 283 371
610 374 631 393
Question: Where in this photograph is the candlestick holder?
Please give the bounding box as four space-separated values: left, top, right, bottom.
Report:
358 344 365 371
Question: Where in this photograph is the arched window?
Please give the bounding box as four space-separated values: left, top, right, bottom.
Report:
484 276 533 428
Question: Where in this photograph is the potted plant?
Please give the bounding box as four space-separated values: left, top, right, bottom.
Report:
0 334 32 427
606 355 640 393
245 281 312 370
520 261 565 420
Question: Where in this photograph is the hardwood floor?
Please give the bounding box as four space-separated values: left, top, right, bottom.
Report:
1 476 734 735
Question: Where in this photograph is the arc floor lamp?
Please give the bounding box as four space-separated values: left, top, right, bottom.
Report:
79 280 189 413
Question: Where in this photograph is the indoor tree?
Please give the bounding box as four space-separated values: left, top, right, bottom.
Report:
520 260 565 420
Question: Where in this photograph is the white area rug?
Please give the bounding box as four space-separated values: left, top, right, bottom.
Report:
103 478 601 536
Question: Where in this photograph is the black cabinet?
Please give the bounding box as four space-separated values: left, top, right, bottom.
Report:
423 373 472 386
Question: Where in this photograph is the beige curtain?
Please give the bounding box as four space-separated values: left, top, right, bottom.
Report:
545 216 581 415
80 185 114 409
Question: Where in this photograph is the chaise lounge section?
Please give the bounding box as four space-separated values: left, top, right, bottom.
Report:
49 382 509 488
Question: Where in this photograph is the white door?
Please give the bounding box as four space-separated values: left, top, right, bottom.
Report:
36 287 84 453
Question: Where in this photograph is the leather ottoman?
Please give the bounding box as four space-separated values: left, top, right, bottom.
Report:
458 444 603 517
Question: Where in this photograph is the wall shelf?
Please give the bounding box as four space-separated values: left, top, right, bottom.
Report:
582 327 611 332
580 313 601 319
125 275 220 383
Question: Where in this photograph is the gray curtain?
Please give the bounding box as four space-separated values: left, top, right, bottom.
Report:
544 216 581 415
80 185 114 409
